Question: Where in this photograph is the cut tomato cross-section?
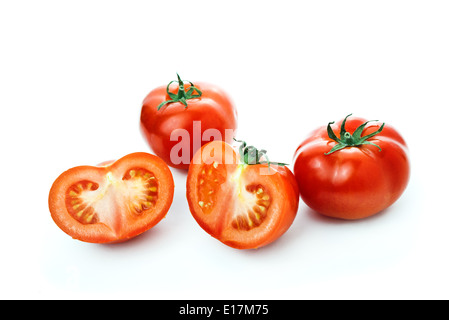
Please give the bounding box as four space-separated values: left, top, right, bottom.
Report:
186 141 300 249
49 152 174 243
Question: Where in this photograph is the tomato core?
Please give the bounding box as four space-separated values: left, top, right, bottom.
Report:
195 162 274 232
64 168 160 230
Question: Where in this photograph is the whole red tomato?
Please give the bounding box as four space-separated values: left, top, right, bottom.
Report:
140 74 238 170
293 114 410 220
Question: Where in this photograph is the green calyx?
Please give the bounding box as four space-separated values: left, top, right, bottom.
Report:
234 138 288 168
157 73 202 110
325 114 385 155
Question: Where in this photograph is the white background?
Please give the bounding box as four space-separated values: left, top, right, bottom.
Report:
1 0 448 300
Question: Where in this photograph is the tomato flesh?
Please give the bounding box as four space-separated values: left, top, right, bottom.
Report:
196 162 272 230
196 161 227 214
49 153 174 243
230 184 271 231
187 141 299 249
65 180 100 224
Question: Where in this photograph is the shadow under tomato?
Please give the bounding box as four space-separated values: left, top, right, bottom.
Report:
229 210 310 255
233 202 398 255
305 203 396 224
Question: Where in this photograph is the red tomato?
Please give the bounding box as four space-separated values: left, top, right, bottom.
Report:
48 152 174 243
140 74 238 170
293 114 410 220
186 140 299 249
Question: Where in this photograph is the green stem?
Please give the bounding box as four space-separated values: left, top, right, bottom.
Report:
233 138 288 168
157 73 202 110
324 114 385 155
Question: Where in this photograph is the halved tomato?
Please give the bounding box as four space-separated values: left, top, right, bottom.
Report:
186 140 299 249
49 152 174 243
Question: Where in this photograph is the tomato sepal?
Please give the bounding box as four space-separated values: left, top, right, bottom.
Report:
157 73 202 110
325 113 385 155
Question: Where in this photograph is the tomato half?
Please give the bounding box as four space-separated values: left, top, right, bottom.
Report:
186 140 299 249
140 74 238 170
49 152 174 243
293 114 410 220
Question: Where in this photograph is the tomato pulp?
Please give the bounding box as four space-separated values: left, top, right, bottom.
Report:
187 141 299 249
49 152 174 243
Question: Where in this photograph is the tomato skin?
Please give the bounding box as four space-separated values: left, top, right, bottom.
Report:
293 117 410 220
186 141 299 249
140 82 238 170
49 152 174 243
